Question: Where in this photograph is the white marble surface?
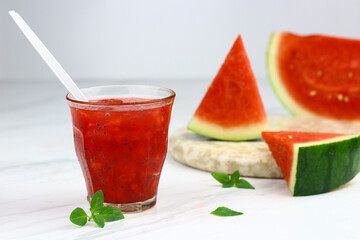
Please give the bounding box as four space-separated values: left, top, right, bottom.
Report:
1 78 359 240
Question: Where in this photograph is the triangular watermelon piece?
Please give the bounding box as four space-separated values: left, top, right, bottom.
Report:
188 35 268 141
262 131 360 196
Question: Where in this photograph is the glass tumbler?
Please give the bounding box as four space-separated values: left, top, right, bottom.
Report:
66 85 175 212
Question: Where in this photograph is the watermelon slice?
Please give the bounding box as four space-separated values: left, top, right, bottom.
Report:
262 131 360 196
188 35 268 141
267 32 360 121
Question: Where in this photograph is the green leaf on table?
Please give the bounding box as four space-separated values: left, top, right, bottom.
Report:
70 207 88 226
92 213 105 228
100 206 125 222
236 179 255 189
69 190 124 228
211 172 231 185
230 170 240 185
211 207 243 217
221 182 234 188
212 170 255 189
90 190 104 214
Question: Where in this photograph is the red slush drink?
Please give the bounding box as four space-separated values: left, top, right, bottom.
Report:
66 85 175 212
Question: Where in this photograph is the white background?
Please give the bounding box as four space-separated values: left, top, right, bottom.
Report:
1 0 360 81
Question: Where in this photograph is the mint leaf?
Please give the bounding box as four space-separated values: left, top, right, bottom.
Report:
211 207 243 217
230 170 240 185
236 179 255 189
69 190 124 228
90 190 104 214
221 182 234 188
211 172 231 186
100 206 124 222
212 171 255 190
92 213 105 228
70 208 88 226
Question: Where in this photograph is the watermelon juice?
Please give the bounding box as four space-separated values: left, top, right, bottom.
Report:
66 85 175 212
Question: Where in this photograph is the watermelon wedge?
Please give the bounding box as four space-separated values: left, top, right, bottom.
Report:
188 35 268 141
262 131 360 196
267 32 360 121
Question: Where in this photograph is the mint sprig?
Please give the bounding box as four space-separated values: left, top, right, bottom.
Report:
211 170 255 189
211 206 243 217
70 190 124 228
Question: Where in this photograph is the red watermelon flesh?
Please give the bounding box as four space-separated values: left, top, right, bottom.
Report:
188 35 268 141
267 32 360 120
262 131 344 185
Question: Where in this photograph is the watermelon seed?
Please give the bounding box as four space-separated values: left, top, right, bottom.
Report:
99 147 101 151
97 123 100 127
105 113 110 117
102 179 105 183
111 188 114 191
124 143 127 146
104 125 107 128
94 130 97 134
103 154 106 158
121 185 124 189
337 94 343 101
104 131 107 135
344 96 350 102
309 90 317 97
110 162 114 166
88 132 92 136
90 159 94 162
103 167 106 171
98 174 102 178
91 139 95 143
98 127 102 130
137 193 141 196
142 162 145 165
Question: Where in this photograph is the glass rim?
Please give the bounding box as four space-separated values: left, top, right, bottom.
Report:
66 85 176 106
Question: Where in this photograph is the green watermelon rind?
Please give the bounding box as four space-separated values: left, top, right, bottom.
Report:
290 135 360 196
266 32 318 118
188 116 268 141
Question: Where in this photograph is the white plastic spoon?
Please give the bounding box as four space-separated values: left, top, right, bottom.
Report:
9 10 88 102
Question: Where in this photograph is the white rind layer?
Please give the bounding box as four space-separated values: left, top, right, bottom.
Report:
188 116 268 141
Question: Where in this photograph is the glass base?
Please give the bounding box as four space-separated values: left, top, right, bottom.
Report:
103 195 157 213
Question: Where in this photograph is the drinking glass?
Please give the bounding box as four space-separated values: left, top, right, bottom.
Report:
66 85 175 212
